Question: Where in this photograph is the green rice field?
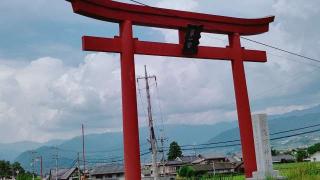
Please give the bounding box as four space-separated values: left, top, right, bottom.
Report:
179 162 320 180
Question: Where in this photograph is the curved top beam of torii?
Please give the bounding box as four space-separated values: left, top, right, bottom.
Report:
67 0 274 35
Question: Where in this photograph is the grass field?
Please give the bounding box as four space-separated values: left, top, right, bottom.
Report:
181 162 320 179
274 162 320 180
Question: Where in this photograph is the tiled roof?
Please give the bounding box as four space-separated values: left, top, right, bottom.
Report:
50 168 77 180
165 160 187 166
272 154 295 162
177 155 199 163
192 162 235 171
200 154 227 160
90 164 124 175
61 168 77 180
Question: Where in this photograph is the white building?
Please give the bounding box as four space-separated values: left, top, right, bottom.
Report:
309 152 320 162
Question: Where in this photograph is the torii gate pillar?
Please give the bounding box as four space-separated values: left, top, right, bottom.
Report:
119 20 141 179
230 33 257 176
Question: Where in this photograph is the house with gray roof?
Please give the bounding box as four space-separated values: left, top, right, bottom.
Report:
49 167 81 180
160 155 200 176
175 155 199 164
192 154 228 165
272 154 295 163
89 164 124 180
192 162 237 174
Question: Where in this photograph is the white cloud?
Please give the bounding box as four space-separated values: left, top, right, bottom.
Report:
156 0 198 11
0 0 320 143
273 0 319 20
0 53 236 143
253 104 317 115
0 54 123 143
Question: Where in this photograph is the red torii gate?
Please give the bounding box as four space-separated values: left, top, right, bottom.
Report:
66 0 274 179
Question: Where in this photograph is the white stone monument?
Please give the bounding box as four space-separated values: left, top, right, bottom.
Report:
248 114 284 180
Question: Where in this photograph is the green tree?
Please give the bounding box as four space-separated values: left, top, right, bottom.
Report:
0 160 11 178
296 150 307 162
11 162 25 176
0 160 28 179
178 165 195 178
307 143 320 155
167 141 182 160
271 148 279 156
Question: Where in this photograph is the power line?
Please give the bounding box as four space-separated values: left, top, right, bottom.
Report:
127 0 319 112
85 151 151 165
270 122 320 136
56 142 149 154
128 0 148 6
175 127 320 151
266 52 320 69
53 123 320 164
181 143 241 151
208 35 320 69
270 128 320 141
128 0 320 65
180 139 240 148
58 117 320 160
165 122 320 150
241 37 320 64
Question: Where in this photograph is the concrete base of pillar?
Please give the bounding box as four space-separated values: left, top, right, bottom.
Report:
247 170 286 180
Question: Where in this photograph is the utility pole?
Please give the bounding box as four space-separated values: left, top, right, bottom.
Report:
193 143 197 157
137 65 159 180
82 124 86 177
38 156 43 179
213 161 216 176
159 129 167 176
52 147 59 180
12 165 15 180
41 156 43 179
31 151 37 180
77 152 81 180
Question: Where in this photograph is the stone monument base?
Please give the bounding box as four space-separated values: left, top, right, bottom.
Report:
247 170 286 180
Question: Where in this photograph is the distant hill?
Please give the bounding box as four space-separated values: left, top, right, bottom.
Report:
207 105 320 154
14 122 235 174
0 139 65 162
0 141 42 162
11 104 320 174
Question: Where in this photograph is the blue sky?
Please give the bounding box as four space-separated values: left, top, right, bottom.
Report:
0 0 319 143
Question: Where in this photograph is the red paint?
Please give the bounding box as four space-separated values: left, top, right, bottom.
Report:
69 0 274 35
229 33 257 177
120 20 141 180
66 0 274 178
82 36 267 62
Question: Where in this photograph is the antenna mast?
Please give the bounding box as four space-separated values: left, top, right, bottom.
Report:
82 124 86 176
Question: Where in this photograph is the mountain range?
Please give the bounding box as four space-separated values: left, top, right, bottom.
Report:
1 104 320 174
12 122 236 173
207 105 320 154
0 139 64 162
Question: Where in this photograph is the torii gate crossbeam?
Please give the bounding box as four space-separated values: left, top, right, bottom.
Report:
66 0 274 179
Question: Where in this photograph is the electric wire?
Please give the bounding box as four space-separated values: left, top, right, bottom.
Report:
208 35 320 69
126 0 320 115
241 37 320 64
205 35 320 106
166 122 320 149
173 127 320 151
54 111 320 156
49 122 320 166
127 0 320 65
